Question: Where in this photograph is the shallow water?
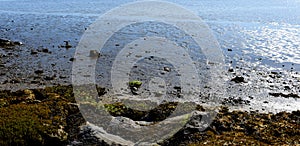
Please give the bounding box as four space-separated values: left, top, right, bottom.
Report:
0 0 300 113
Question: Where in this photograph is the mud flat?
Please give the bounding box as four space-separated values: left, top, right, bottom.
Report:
1 0 300 145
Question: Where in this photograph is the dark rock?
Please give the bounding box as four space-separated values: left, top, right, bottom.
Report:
231 76 246 83
164 67 171 72
31 50 38 55
31 80 40 84
284 86 291 90
34 70 44 74
227 49 232 51
271 71 278 74
0 39 23 47
9 78 21 83
44 76 55 81
60 41 72 48
69 58 75 61
59 75 67 79
13 41 23 45
42 48 49 53
222 97 250 105
174 86 181 90
228 68 234 72
0 39 12 46
269 92 300 98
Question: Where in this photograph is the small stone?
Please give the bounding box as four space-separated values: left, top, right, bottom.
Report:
174 86 181 90
132 87 138 91
69 58 75 61
31 80 40 84
10 78 21 83
13 41 23 45
228 49 233 51
44 76 55 80
59 75 67 79
164 67 170 72
89 50 100 58
34 70 44 74
42 48 49 53
64 41 72 48
31 50 38 55
284 86 291 90
131 87 139 95
24 89 35 100
231 76 246 83
271 71 278 74
228 68 234 72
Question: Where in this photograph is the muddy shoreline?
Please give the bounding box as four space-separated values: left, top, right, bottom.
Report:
1 0 300 144
0 85 299 145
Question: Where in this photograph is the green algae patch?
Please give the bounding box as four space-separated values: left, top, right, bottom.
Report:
129 80 143 88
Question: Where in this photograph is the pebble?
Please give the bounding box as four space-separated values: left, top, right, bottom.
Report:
42 48 49 53
34 70 44 74
231 76 246 83
89 50 100 58
69 58 75 61
164 67 170 72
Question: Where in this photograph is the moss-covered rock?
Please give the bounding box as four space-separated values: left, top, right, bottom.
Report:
128 80 142 88
0 85 83 146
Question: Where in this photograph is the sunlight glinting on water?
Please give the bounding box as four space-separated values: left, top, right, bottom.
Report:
242 23 300 64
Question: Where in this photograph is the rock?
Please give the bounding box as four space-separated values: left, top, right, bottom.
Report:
62 41 72 48
0 38 23 47
269 92 300 98
284 86 291 90
131 87 139 95
31 50 38 55
227 49 233 51
24 89 35 100
59 41 72 48
34 70 44 74
222 97 250 105
69 58 75 61
228 68 234 72
89 50 100 58
13 41 23 45
42 48 49 53
44 75 55 81
0 39 12 46
164 67 171 72
231 76 246 83
9 78 21 83
128 80 142 88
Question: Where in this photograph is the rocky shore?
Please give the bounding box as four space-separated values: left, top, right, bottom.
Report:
1 38 300 145
0 85 299 146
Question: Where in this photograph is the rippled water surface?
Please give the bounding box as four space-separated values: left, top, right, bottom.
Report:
1 0 299 68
